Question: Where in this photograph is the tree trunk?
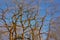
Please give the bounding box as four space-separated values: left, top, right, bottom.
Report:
9 31 13 40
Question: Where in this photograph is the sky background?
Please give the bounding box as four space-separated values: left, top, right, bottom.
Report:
0 0 60 40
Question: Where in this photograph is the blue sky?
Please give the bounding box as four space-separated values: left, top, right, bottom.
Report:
0 0 60 35
0 0 60 40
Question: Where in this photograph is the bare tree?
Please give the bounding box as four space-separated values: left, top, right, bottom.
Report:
0 0 60 40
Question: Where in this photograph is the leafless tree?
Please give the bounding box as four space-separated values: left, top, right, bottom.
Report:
0 0 60 40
